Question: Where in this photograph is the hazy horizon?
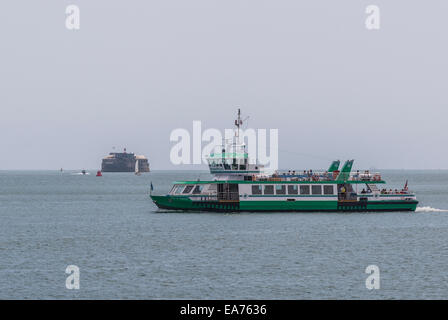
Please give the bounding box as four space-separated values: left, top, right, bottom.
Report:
1 1 447 170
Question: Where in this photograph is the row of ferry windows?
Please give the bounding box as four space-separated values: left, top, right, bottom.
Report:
171 184 335 195
209 163 247 170
172 185 204 194
251 184 334 195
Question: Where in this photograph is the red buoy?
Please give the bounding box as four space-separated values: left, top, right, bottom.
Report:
96 170 102 177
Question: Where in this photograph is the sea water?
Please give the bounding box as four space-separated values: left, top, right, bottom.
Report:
1 170 448 299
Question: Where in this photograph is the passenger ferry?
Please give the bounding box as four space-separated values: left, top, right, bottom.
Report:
151 111 418 212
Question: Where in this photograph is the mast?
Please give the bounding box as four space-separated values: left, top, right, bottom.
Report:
235 108 242 143
233 108 243 165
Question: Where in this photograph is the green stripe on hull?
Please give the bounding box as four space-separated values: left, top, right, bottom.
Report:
151 195 196 210
151 195 418 212
366 201 418 211
239 200 337 211
239 200 417 212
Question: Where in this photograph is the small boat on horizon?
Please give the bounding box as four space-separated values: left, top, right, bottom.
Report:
135 159 141 176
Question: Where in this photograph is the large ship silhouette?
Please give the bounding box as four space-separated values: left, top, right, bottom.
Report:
101 148 150 173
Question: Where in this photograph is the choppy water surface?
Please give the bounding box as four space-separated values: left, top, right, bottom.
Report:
1 170 448 299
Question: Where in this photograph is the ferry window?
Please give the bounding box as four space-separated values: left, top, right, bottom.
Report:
252 185 262 195
312 185 322 195
323 185 334 195
300 185 310 195
182 185 194 194
288 185 298 194
264 185 274 195
174 185 184 194
275 185 286 195
192 185 203 194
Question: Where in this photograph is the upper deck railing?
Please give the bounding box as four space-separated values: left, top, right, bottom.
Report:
256 170 384 183
348 171 382 182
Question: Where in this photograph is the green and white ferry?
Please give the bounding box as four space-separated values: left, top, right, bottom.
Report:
151 111 418 212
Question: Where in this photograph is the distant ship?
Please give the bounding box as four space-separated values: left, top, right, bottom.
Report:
101 148 150 173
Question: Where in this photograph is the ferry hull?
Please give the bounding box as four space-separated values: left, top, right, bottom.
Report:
151 195 418 212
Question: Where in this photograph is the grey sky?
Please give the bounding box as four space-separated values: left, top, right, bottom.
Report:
1 1 447 170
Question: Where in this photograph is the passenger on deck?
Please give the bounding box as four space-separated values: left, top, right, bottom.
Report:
361 189 366 194
340 186 347 199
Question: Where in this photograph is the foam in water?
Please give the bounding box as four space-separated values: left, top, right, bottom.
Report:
416 206 448 212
